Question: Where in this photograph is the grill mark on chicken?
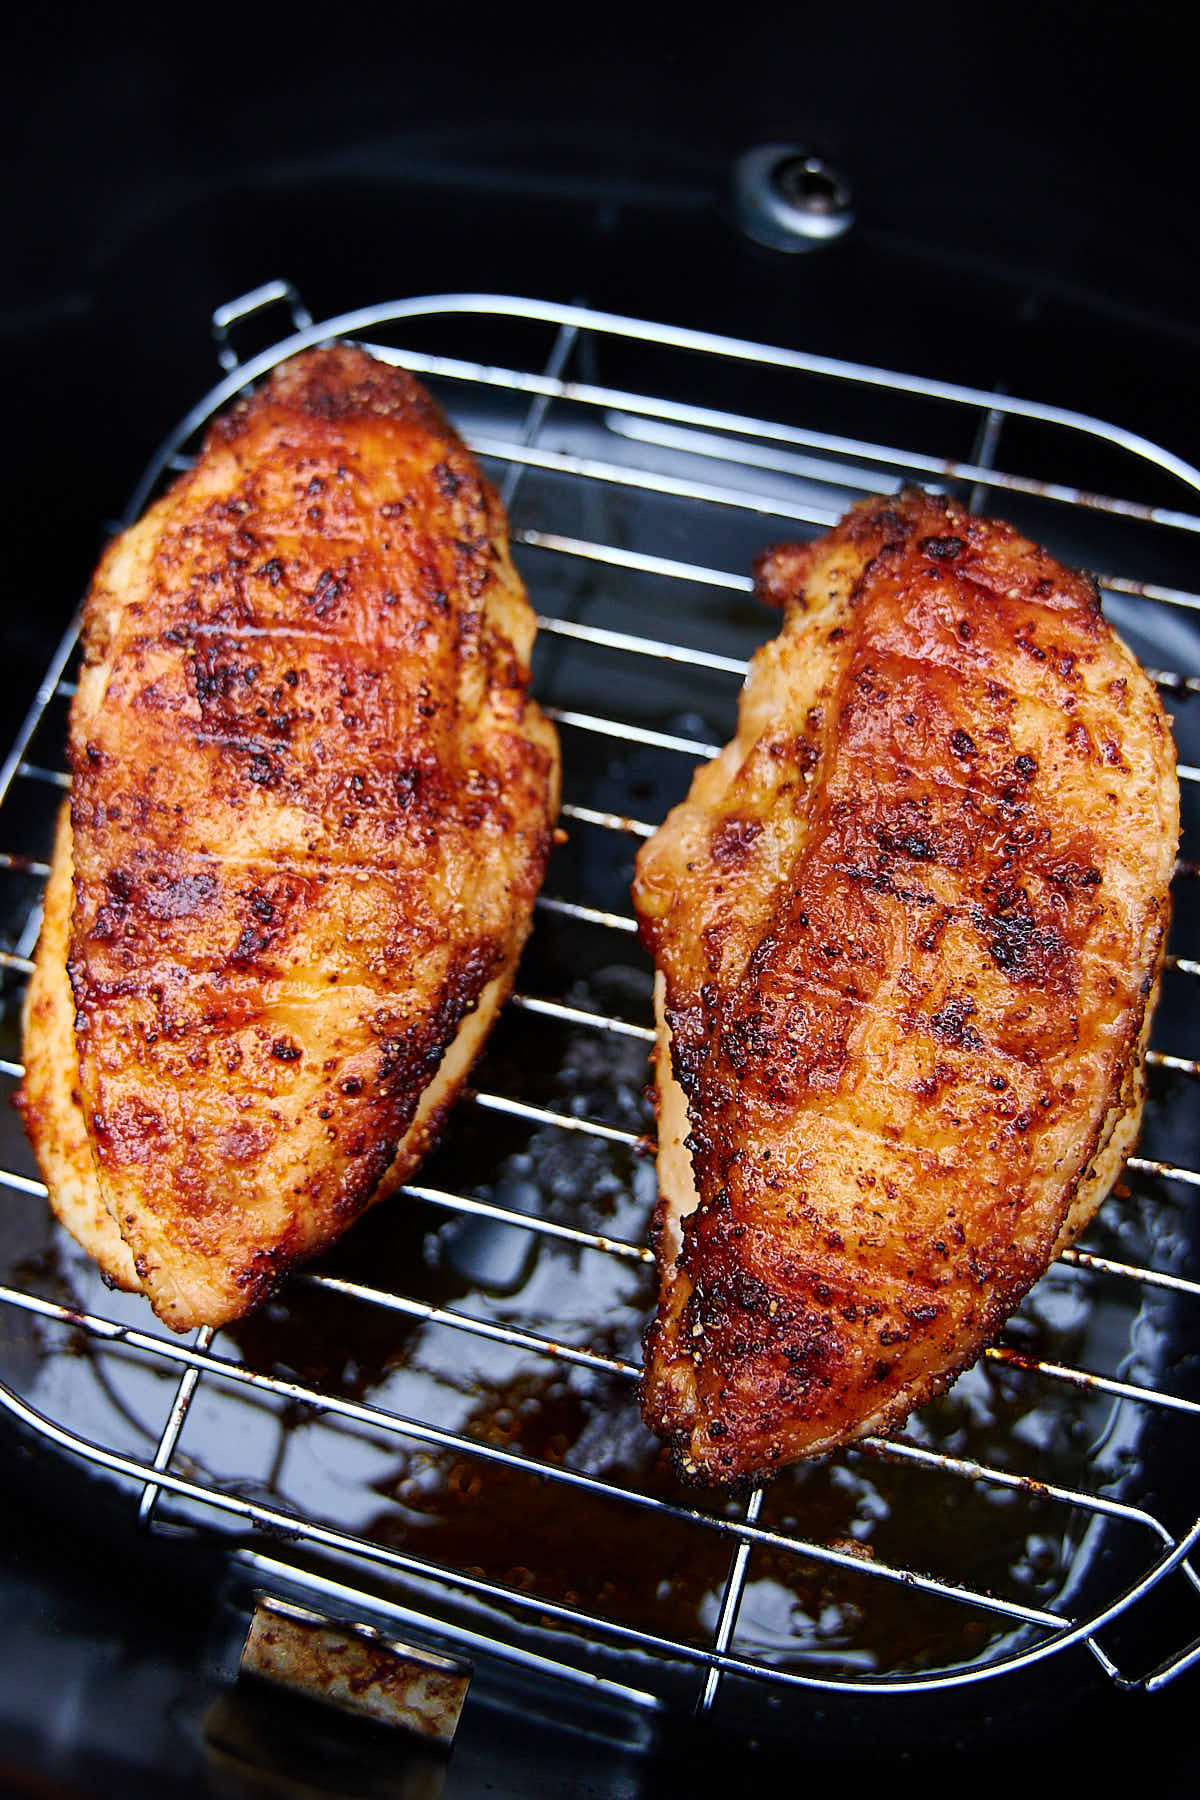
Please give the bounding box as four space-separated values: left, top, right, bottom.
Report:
20 346 560 1332
634 488 1177 1484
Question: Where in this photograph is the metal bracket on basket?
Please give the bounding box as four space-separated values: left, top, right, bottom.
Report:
1083 1545 1200 1692
239 1594 472 1741
211 280 313 372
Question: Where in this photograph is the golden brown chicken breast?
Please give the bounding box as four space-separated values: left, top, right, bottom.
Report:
18 345 560 1331
633 488 1178 1484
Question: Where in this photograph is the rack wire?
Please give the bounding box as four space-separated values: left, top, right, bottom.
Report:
2 285 1199 1724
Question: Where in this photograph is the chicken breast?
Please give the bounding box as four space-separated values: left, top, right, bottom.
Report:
18 345 560 1331
633 488 1177 1484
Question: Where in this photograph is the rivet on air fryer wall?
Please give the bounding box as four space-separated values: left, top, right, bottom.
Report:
732 144 855 252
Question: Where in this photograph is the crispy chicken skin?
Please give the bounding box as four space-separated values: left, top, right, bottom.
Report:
633 489 1178 1484
18 345 560 1331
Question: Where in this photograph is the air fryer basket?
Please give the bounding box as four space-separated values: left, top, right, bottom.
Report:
1 287 1198 1736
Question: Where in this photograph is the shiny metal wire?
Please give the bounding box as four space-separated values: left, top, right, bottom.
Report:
1 290 1198 1713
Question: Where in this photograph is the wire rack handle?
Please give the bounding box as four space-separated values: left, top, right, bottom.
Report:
211 281 314 373
1139 1551 1200 1690
1084 1539 1200 1692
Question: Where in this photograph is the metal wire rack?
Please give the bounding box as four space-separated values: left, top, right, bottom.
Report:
2 285 1199 1727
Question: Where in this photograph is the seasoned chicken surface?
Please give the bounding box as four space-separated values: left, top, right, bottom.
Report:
19 804 140 1294
18 346 560 1331
633 489 1177 1484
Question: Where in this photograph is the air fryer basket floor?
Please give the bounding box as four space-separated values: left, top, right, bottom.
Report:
1 290 1198 1734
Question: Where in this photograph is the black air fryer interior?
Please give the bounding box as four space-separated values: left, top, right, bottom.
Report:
2 9 1198 1794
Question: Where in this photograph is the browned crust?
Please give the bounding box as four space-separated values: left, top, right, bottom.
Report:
20 344 560 1330
16 803 140 1292
634 487 1178 1484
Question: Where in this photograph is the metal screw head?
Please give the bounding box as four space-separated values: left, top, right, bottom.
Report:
732 144 855 252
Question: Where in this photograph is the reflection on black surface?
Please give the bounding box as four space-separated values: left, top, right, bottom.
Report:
2 21 1200 1776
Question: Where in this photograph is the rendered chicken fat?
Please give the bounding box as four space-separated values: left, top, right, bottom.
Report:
633 488 1178 1484
18 346 560 1331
